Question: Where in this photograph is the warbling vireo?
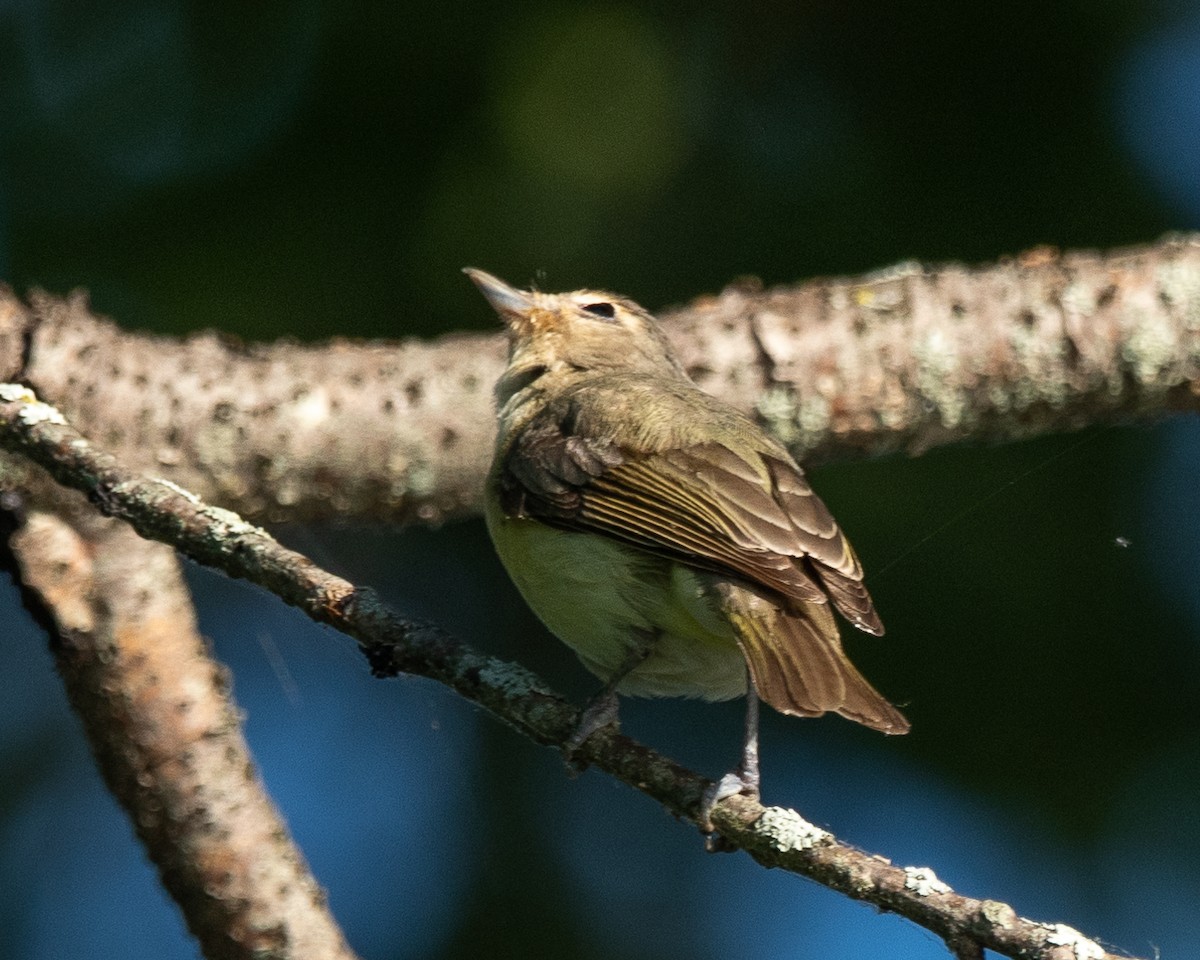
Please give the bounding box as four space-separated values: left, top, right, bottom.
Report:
465 268 908 827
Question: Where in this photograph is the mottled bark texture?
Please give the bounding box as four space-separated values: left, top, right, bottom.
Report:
1 234 1197 527
4 497 357 960
13 289 506 525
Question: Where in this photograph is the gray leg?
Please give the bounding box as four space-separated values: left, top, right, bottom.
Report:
738 686 761 790
563 642 652 760
700 684 761 836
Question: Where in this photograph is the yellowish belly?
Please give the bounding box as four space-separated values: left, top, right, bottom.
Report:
486 505 747 701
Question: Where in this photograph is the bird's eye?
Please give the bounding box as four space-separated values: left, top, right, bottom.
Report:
581 302 616 320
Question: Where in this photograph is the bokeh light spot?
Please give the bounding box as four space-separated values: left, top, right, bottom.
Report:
490 6 687 197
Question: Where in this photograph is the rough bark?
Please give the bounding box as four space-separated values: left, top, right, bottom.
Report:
3 495 357 960
0 234 1196 527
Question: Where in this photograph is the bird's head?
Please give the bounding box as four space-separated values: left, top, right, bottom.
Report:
464 269 686 389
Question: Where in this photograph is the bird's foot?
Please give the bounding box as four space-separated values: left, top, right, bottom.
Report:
701 685 762 849
700 769 761 851
562 690 621 769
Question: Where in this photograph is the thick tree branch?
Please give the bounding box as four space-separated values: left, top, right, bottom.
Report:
0 384 1138 960
0 234 1197 527
0 487 357 960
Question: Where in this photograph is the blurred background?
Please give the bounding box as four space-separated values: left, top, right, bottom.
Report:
1 1 1198 957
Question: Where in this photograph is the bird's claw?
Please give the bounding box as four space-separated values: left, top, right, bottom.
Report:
562 690 621 769
699 770 760 850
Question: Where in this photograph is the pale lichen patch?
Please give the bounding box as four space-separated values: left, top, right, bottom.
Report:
796 394 831 442
903 865 952 896
912 329 967 428
1156 259 1200 332
17 402 67 427
476 659 552 699
756 385 803 446
1123 306 1178 386
153 478 201 504
1058 280 1094 324
0 384 68 426
980 899 1018 928
986 382 1013 413
1043 923 1105 960
405 461 438 498
0 383 36 403
752 806 832 852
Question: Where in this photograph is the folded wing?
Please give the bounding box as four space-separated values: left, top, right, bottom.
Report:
497 408 906 731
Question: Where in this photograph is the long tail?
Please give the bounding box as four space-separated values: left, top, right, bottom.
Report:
721 583 910 735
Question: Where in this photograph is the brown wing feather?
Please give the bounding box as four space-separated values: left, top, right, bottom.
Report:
765 458 883 634
585 464 829 604
600 443 884 633
499 420 884 631
719 582 909 734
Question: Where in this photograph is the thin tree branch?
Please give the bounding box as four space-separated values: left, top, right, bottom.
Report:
0 384 1138 960
0 490 358 960
0 234 1198 527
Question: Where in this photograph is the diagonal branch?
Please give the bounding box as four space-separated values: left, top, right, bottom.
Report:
0 383 1137 960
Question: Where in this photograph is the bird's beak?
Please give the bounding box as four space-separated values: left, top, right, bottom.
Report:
463 268 536 322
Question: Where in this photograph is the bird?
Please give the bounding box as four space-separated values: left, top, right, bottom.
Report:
465 268 908 830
